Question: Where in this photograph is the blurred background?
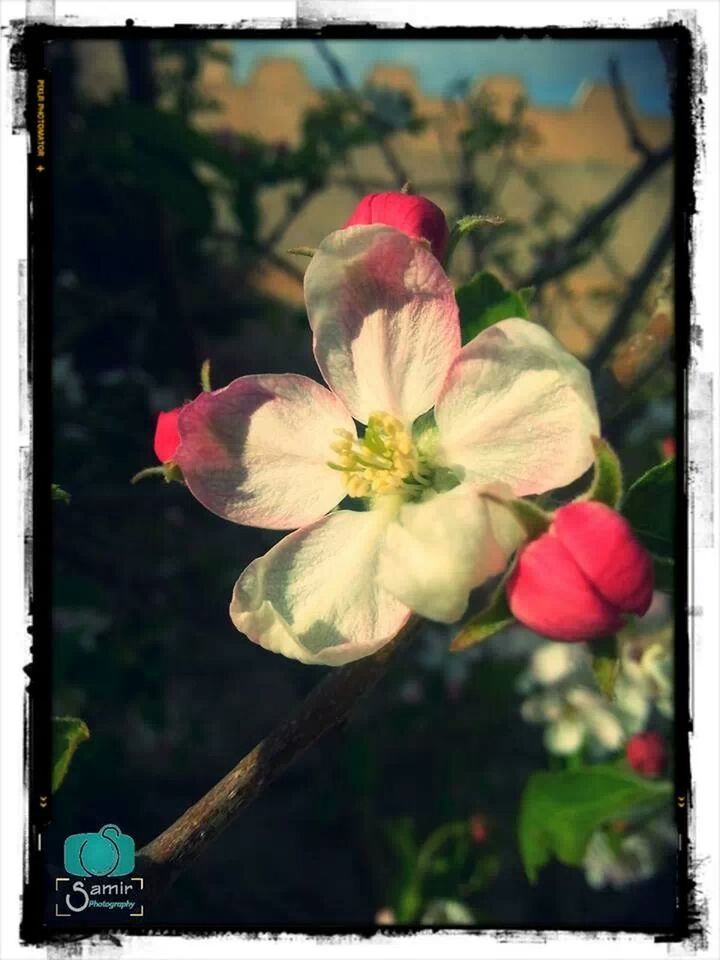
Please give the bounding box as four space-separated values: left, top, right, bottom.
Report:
48 35 677 929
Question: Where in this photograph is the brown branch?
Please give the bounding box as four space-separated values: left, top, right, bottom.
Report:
608 58 653 159
518 142 672 292
513 159 630 287
593 264 674 425
588 212 674 375
135 618 419 896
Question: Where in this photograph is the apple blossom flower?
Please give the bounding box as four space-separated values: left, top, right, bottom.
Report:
626 731 667 777
615 636 673 732
174 225 599 665
506 502 654 642
154 409 182 463
343 192 449 260
520 685 625 756
583 824 666 890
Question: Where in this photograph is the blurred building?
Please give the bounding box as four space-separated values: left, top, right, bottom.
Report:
74 40 673 355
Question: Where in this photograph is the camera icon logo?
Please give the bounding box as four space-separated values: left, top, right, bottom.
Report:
63 824 135 877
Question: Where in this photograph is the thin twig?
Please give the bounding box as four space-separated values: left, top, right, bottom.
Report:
314 41 411 189
588 212 674 375
135 619 419 895
608 58 653 159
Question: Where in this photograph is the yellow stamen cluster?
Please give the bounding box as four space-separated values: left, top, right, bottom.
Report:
328 412 431 499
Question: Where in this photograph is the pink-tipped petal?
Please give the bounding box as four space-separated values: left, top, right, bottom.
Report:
304 225 460 425
551 502 655 616
434 318 599 496
154 408 182 463
175 374 355 530
230 509 411 666
506 534 624 641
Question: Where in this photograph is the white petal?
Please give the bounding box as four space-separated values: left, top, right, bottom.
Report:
531 642 586 686
378 484 523 623
304 225 460 424
585 707 625 751
545 717 585 755
230 509 410 666
176 374 355 530
434 318 600 496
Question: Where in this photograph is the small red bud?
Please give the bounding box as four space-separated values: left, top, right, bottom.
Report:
469 814 488 845
661 436 676 460
626 731 666 778
506 501 654 642
343 192 449 260
153 408 182 463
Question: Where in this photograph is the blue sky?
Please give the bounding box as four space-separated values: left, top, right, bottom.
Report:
233 39 670 117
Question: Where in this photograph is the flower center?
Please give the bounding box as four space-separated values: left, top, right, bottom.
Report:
327 412 431 499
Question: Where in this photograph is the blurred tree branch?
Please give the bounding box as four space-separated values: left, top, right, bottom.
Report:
119 41 200 378
136 619 419 895
608 58 653 159
594 262 674 425
589 212 673 375
518 142 672 293
314 41 411 189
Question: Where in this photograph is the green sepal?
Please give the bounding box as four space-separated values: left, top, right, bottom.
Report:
287 246 316 258
489 495 551 541
444 214 505 268
200 358 212 392
52 717 90 793
580 437 623 509
131 462 185 485
451 578 515 652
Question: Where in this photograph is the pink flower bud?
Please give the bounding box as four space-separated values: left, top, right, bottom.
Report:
153 408 182 463
626 731 666 777
343 192 449 261
661 436 676 460
506 502 654 642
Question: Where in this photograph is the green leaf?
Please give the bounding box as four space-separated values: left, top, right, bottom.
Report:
52 717 90 793
581 437 623 509
451 582 514 651
518 766 671 884
653 556 674 594
455 271 529 343
622 458 675 559
51 484 71 505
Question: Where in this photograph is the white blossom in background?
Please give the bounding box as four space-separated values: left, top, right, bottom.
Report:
521 686 625 756
615 632 674 732
583 815 676 890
